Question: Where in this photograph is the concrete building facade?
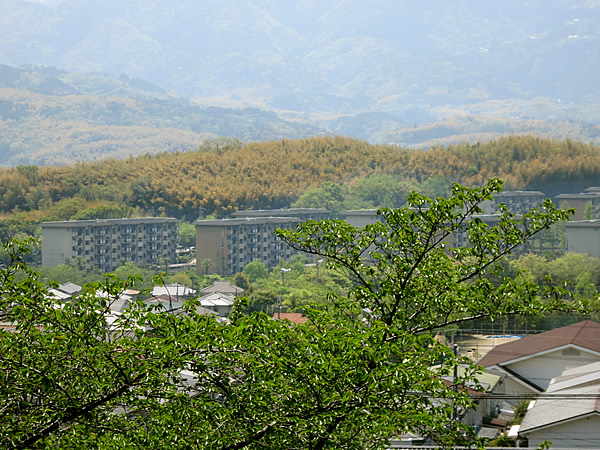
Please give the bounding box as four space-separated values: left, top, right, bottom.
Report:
195 217 301 275
556 192 600 220
480 190 547 215
565 220 600 259
42 217 178 272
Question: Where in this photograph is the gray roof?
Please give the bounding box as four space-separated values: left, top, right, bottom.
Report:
152 284 196 298
565 219 600 228
199 292 236 307
57 282 81 295
195 217 301 226
520 385 600 434
556 192 600 199
41 217 177 227
548 362 600 393
495 190 545 197
200 281 244 295
230 208 329 218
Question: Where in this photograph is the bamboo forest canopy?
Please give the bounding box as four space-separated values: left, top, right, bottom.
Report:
0 135 599 221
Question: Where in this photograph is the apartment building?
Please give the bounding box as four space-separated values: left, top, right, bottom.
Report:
480 190 546 215
556 192 600 220
565 220 600 259
195 217 301 275
42 217 178 272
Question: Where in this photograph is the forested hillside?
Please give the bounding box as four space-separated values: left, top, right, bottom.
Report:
0 136 598 223
0 65 325 166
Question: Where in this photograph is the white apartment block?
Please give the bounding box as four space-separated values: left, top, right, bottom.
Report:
42 217 178 272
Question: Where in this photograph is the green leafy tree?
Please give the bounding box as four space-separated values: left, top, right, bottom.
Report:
178 221 196 248
346 173 403 209
293 181 347 216
0 180 581 448
242 259 269 283
233 271 250 291
584 201 595 220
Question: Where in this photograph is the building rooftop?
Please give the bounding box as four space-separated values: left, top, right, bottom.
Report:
199 292 236 307
200 281 244 295
194 217 301 226
478 320 600 368
565 219 600 228
556 192 600 199
41 217 177 227
230 208 330 218
495 191 545 197
520 385 600 434
344 209 379 216
272 312 310 324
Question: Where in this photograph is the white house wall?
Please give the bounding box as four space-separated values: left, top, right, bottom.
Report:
526 414 600 448
507 348 600 390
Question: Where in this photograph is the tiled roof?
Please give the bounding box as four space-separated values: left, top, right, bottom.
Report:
200 281 244 295
478 320 600 368
272 312 309 324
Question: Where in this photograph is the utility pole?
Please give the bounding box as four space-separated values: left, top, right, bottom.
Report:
279 267 291 320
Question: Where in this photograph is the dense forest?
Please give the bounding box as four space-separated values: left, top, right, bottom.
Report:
0 135 598 225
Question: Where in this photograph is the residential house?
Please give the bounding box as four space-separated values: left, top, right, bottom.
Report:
198 292 236 317
200 280 244 296
478 321 600 404
519 361 600 447
151 283 196 301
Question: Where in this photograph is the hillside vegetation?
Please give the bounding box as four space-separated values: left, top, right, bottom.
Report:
0 65 325 166
1 135 599 223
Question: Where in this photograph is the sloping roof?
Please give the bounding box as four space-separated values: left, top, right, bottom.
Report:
548 361 600 393
272 312 309 324
519 385 600 434
57 282 81 295
152 284 196 298
199 292 235 307
478 320 600 368
200 281 244 295
46 288 72 301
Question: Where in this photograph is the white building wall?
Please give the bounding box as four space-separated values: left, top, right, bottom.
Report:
526 414 600 448
508 348 600 390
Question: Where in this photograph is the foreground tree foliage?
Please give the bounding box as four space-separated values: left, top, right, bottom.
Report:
0 180 580 449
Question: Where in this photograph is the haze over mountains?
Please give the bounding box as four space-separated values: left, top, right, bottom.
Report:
1 0 600 164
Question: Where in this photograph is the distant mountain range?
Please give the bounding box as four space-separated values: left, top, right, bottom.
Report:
1 1 600 165
3 0 599 114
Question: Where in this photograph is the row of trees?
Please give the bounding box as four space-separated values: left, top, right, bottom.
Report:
1 136 599 223
1 180 587 448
